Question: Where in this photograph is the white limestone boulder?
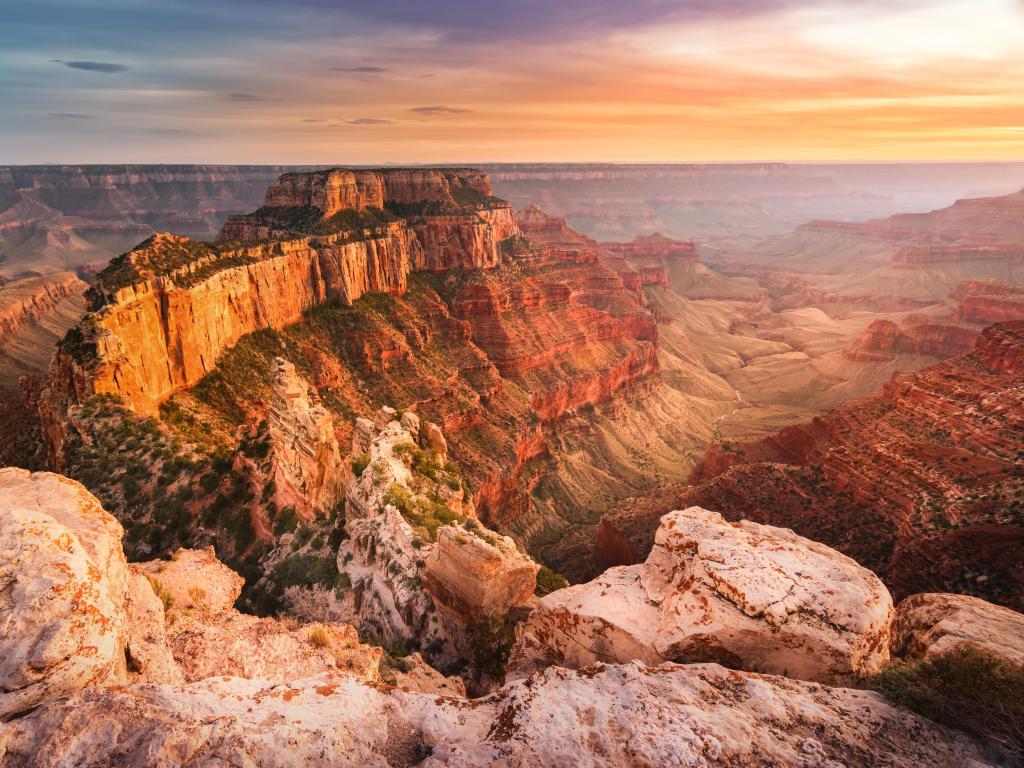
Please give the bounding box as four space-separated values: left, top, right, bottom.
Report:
891 592 1024 665
510 507 893 684
0 469 131 719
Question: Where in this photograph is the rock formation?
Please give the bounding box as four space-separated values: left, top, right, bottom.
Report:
0 273 86 386
891 592 1024 666
134 546 383 684
511 507 892 685
41 170 697 584
846 318 978 360
38 168 519 455
338 414 537 667
0 468 178 719
1 463 1015 765
240 357 347 521
0 662 996 767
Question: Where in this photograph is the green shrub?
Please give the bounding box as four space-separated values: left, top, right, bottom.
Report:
871 644 1024 760
535 565 568 596
351 453 371 477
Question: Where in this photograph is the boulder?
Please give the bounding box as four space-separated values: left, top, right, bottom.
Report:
166 613 382 683
0 663 994 767
424 525 538 623
891 592 1024 665
131 547 243 616
510 507 893 684
423 421 447 456
122 572 183 685
0 468 131 719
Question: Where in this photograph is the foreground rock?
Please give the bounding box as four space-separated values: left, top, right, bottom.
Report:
0 468 179 720
0 662 993 767
135 546 383 684
511 507 892 685
891 592 1024 665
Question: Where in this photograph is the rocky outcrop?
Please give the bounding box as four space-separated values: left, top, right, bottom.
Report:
423 526 538 624
250 357 346 521
131 546 243 615
254 167 494 217
0 662 995 767
0 468 179 719
891 592 1024 665
845 318 977 360
39 168 521 462
338 415 537 667
511 507 892 685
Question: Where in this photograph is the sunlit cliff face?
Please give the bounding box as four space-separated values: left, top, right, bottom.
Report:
2 0 1024 162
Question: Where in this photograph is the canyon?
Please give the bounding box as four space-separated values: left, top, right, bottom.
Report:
599 321 1024 610
1 163 1024 765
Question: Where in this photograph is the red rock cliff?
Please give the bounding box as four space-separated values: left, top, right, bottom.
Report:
40 168 520 461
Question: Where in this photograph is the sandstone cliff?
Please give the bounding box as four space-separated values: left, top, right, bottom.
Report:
39 167 520 461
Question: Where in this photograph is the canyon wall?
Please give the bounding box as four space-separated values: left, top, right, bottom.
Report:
599 321 1024 610
40 169 521 459
0 165 307 280
0 272 85 347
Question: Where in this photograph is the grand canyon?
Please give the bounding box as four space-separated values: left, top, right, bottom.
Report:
3 1 1024 765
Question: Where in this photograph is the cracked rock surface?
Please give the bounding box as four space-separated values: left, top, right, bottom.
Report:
509 507 893 684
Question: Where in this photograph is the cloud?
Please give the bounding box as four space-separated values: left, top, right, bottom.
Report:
53 59 129 73
410 105 471 115
303 118 328 123
323 0 809 42
330 66 388 73
144 127 212 136
223 92 269 101
46 112 94 119
346 117 393 125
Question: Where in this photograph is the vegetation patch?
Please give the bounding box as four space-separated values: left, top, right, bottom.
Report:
383 483 464 541
871 644 1024 760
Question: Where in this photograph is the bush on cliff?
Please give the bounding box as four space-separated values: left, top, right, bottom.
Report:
871 644 1024 760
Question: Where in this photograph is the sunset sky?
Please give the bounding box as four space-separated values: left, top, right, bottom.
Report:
3 0 1024 163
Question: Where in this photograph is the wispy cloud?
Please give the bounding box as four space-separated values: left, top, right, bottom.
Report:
222 92 269 102
52 59 129 73
346 117 393 125
410 105 471 115
330 66 388 73
46 112 94 119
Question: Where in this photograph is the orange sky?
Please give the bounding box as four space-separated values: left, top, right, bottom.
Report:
3 0 1024 162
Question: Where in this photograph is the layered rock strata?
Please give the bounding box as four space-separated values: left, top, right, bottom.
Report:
511 507 892 685
39 167 520 460
248 357 346 521
338 414 538 667
600 321 1024 610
